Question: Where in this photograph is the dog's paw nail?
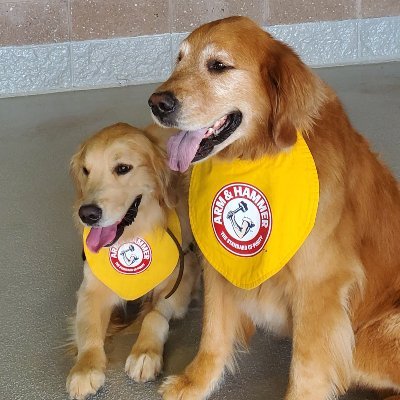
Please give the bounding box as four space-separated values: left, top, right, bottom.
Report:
66 368 105 400
125 352 162 383
159 375 203 400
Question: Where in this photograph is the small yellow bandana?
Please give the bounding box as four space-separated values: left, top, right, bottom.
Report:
189 132 319 289
83 211 181 300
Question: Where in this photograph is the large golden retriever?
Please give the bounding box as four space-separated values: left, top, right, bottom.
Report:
67 123 200 400
149 16 400 400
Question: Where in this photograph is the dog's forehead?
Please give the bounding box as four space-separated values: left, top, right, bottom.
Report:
180 39 239 65
105 140 149 163
183 21 267 62
203 43 232 60
84 139 144 166
82 144 109 167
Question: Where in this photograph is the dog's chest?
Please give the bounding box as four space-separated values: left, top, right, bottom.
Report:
239 273 293 336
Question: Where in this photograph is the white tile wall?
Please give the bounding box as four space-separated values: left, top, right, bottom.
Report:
0 44 71 96
71 35 172 88
268 20 359 66
1 16 399 97
359 16 400 60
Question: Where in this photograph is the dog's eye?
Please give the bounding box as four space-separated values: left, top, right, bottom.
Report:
177 51 183 63
114 164 133 176
207 60 232 73
82 167 89 176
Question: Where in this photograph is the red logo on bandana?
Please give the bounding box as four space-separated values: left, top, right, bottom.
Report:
109 237 152 274
211 183 272 257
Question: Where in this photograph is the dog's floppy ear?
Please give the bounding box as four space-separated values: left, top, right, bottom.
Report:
149 144 176 210
69 145 85 198
262 36 326 149
143 126 177 210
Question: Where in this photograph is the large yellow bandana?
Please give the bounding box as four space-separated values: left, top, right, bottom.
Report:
189 132 319 289
83 211 181 300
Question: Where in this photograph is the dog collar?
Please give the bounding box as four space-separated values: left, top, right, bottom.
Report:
189 132 319 289
83 210 182 300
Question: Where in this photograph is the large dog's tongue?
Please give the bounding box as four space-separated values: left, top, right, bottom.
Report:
86 223 118 253
167 128 208 172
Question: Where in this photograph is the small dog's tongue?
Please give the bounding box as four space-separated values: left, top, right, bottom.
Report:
167 128 208 172
86 223 118 253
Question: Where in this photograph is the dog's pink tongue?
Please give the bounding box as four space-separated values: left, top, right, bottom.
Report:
86 223 118 253
167 128 208 172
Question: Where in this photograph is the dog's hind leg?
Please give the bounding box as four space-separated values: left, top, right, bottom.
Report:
159 263 252 400
67 264 121 400
353 309 400 398
125 250 200 383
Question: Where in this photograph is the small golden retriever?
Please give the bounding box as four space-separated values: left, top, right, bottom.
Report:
149 17 400 400
67 123 200 400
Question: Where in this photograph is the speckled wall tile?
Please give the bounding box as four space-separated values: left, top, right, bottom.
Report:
0 0 69 46
172 0 265 32
268 19 358 65
71 35 171 88
70 0 169 41
361 0 400 18
267 0 357 25
360 16 400 60
0 43 71 95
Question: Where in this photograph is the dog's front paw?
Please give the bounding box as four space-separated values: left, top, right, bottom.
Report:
159 375 205 400
66 365 105 400
125 351 162 382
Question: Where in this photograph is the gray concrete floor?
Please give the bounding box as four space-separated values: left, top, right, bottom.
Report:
0 62 399 400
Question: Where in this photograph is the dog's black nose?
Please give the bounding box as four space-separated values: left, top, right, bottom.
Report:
79 204 102 225
148 91 178 117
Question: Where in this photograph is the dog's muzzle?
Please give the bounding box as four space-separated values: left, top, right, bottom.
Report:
105 194 143 247
148 91 180 126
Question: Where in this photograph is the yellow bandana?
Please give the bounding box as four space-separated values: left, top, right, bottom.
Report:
189 132 319 289
83 211 181 300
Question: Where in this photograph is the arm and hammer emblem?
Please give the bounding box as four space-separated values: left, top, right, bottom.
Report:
120 245 139 266
211 183 272 257
226 201 255 239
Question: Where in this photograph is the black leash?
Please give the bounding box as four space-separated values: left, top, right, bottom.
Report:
164 228 186 299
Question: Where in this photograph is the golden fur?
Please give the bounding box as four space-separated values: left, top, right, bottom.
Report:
150 17 400 400
67 123 200 400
